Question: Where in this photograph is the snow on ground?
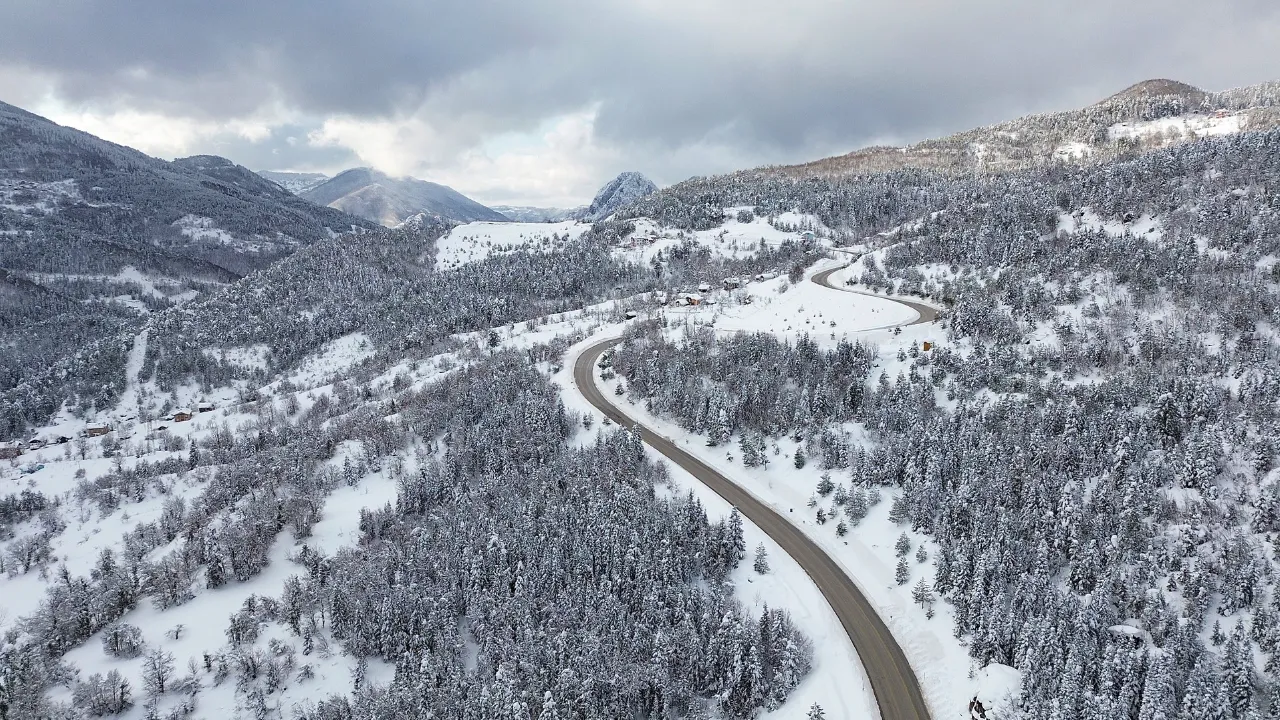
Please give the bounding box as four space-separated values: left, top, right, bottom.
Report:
203 344 272 372
1107 113 1242 143
276 332 375 390
1054 141 1093 161
173 214 237 245
0 178 83 214
615 210 828 265
435 220 590 271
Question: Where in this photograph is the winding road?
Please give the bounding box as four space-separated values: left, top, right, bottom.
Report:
811 266 938 325
572 265 940 720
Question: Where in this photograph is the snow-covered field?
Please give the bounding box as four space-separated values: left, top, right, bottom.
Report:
434 220 589 270
1107 112 1243 143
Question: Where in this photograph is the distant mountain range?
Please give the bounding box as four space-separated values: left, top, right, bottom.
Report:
257 170 330 195
769 78 1280 178
256 168 660 225
490 205 582 223
279 168 509 226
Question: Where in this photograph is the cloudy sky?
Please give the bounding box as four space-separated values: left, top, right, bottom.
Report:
3 0 1279 207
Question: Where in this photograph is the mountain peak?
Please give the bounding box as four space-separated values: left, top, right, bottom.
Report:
1097 79 1206 105
301 168 507 226
582 172 658 221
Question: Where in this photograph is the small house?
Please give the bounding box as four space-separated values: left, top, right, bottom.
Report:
84 423 111 437
173 409 193 422
624 310 638 320
922 341 934 351
0 442 23 459
27 437 46 450
54 435 72 445
800 231 816 241
197 401 215 413
723 277 742 290
697 282 711 293
684 293 703 306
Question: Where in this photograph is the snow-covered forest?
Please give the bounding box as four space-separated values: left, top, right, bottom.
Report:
604 129 1280 718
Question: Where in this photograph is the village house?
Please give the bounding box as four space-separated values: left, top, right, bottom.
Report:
197 401 215 413
0 442 23 460
173 408 193 422
723 277 742 290
84 423 111 437
684 293 703 306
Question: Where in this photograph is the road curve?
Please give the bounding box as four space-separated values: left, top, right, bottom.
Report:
811 266 939 326
574 337 932 720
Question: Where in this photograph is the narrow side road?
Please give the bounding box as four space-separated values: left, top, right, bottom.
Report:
573 336 933 720
811 266 939 325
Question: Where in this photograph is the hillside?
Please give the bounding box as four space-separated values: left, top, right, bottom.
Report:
0 100 377 440
770 78 1280 178
300 167 508 226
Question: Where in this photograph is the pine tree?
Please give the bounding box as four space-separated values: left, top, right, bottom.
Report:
808 703 826 720
915 545 928 564
895 532 912 558
836 521 848 537
754 544 770 575
912 578 934 608
794 447 806 469
896 557 910 585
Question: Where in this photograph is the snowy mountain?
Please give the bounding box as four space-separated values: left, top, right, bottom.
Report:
774 78 1280 178
255 170 330 195
579 171 658 221
489 205 582 223
0 99 376 454
300 167 508 226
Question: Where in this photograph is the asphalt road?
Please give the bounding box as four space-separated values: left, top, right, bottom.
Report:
811 266 939 325
574 309 934 719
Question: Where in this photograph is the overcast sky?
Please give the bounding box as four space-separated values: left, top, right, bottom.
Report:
2 0 1279 207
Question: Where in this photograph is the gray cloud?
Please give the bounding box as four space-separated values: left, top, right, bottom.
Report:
3 0 1279 201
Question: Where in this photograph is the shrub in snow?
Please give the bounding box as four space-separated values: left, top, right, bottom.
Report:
73 670 132 716
753 544 770 574
142 648 176 696
101 623 145 659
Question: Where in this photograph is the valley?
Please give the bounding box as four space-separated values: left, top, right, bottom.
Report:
3 76 1280 720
